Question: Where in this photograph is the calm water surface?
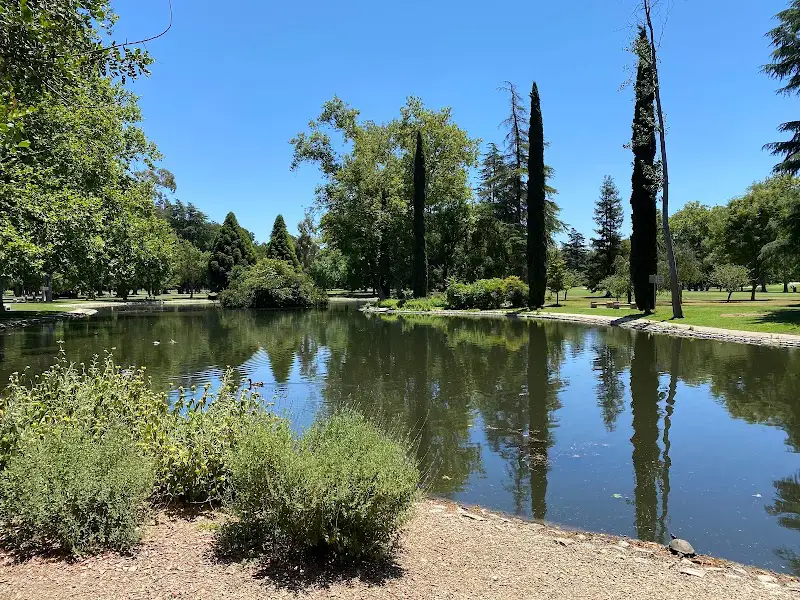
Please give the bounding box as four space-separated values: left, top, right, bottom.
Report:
1 304 799 573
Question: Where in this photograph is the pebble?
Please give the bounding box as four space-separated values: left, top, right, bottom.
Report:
617 541 630 548
634 558 649 565
576 534 587 541
680 567 706 578
724 573 742 580
491 575 499 582
758 574 777 583
554 538 575 547
732 567 747 575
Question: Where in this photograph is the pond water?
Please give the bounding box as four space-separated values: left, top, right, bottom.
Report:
1 304 799 573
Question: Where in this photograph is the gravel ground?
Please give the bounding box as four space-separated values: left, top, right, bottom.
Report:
1 500 797 600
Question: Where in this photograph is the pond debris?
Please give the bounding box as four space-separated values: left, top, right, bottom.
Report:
611 493 624 499
752 493 762 498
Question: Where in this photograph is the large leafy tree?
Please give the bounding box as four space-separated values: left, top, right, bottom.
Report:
587 176 624 291
291 96 478 293
208 212 256 291
764 0 800 175
295 214 320 272
266 214 300 269
711 178 784 300
629 26 659 312
527 82 547 308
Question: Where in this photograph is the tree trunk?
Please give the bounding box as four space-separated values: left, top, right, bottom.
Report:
726 291 732 302
378 190 391 300
644 1 683 319
412 131 428 298
760 274 767 293
750 283 757 301
784 281 789 293
0 279 4 312
44 273 53 302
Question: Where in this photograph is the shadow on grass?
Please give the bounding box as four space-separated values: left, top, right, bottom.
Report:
609 313 649 326
749 308 800 330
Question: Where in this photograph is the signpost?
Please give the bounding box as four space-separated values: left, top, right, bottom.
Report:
648 274 664 310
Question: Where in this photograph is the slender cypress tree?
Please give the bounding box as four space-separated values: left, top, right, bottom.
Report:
266 214 301 269
527 82 547 308
412 130 428 298
630 26 658 312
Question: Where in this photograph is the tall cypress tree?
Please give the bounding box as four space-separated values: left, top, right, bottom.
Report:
630 26 658 312
412 130 428 298
266 214 300 269
527 82 547 308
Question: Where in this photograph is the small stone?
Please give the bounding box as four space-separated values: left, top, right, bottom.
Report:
732 567 747 575
580 542 596 550
127 565 137 573
786 582 800 592
681 558 695 565
576 534 587 541
758 574 777 584
554 538 574 546
680 567 706 578
634 558 649 565
761 582 781 591
617 541 630 548
225 564 237 574
491 575 499 582
457 508 486 521
724 573 742 580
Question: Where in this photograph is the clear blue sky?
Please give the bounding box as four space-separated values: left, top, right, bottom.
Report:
115 0 793 243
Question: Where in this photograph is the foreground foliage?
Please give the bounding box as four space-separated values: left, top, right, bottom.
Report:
0 354 268 503
0 428 153 555
222 411 420 561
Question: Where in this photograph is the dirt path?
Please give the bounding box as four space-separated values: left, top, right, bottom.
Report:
1 500 797 600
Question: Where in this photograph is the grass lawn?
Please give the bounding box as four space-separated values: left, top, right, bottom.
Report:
537 286 800 335
1 292 215 315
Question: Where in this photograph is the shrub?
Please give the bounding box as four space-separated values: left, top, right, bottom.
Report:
376 298 402 309
223 411 420 561
219 258 328 309
0 428 154 555
503 276 528 308
0 354 269 504
402 296 446 311
445 277 524 310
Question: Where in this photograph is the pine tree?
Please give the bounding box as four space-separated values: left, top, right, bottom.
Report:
630 26 658 312
527 82 547 308
412 130 428 298
266 214 300 269
587 176 624 291
208 212 256 291
477 142 514 222
764 0 800 175
501 82 530 225
562 227 588 274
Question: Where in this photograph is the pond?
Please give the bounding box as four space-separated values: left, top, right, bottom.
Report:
0 303 799 573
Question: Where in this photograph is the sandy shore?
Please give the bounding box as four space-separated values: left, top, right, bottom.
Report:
1 499 797 600
365 307 800 348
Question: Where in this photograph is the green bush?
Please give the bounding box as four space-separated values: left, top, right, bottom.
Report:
502 276 528 308
0 428 154 555
0 354 269 504
219 258 328 309
223 411 419 560
402 296 446 311
445 277 525 309
376 298 402 309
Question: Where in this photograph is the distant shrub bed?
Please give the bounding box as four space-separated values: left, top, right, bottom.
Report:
219 258 328 309
376 295 446 311
445 277 528 310
221 410 419 561
0 354 419 560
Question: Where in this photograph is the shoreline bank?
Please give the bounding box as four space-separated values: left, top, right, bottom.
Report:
0 299 217 332
364 306 800 349
1 498 795 599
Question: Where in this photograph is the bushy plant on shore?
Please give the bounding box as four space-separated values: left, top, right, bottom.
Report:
445 277 529 310
219 259 328 309
0 353 270 504
221 410 420 561
0 428 154 555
